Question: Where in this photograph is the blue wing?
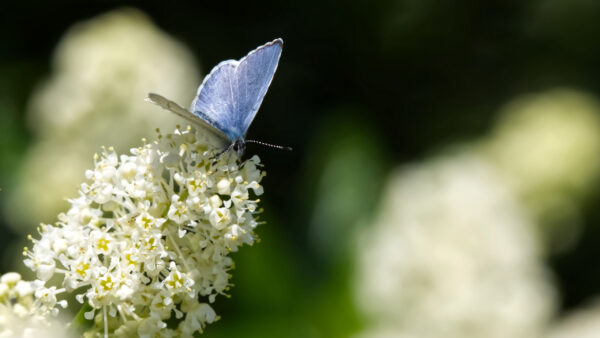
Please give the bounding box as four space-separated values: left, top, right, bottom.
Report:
191 38 283 141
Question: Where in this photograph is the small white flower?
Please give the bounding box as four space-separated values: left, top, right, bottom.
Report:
205 194 222 213
179 302 217 336
209 208 232 230
216 178 231 195
138 316 168 338
1 272 22 285
168 194 189 224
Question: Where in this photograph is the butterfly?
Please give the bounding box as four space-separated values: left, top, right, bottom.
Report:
147 38 289 157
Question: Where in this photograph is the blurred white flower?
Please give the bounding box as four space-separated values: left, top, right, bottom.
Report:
482 89 600 249
6 8 201 230
354 152 556 338
547 299 600 338
25 126 265 336
0 272 71 338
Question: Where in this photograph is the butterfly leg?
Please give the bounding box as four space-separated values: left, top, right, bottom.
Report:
210 143 235 165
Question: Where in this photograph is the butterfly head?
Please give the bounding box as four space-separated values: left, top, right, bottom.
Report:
232 139 246 158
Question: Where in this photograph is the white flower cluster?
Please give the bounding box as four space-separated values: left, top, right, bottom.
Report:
24 126 265 337
354 153 555 338
482 89 600 250
0 272 70 338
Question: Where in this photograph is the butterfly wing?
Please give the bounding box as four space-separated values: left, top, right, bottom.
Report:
146 93 230 148
191 38 283 141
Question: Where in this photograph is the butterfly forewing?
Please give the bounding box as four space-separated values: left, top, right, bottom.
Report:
235 39 283 135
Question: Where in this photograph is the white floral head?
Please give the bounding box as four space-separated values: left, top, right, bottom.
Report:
25 126 265 336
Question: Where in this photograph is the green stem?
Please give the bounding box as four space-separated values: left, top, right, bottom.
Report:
70 303 94 335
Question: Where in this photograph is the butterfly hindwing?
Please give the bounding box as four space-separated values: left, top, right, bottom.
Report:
191 39 283 141
190 61 239 139
146 93 230 148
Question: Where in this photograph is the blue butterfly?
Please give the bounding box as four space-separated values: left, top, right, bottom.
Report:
147 38 289 157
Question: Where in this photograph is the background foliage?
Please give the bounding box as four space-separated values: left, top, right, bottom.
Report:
3 1 600 337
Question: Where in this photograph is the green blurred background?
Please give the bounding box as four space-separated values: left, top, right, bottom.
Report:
3 1 600 337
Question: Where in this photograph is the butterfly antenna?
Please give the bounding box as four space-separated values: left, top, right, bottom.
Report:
245 140 292 151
